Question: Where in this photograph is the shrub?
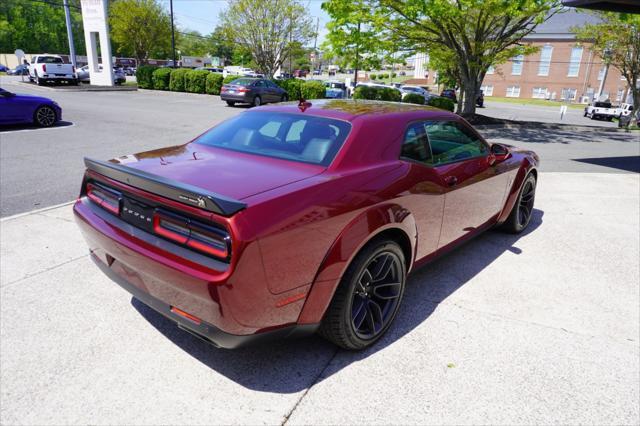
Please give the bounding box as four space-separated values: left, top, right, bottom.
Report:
391 72 397 78
169 68 189 92
369 73 376 80
301 80 325 99
427 96 455 112
274 78 303 100
206 72 224 95
379 73 388 79
223 74 241 85
136 65 157 89
152 67 172 90
185 69 209 93
353 85 402 102
402 93 425 105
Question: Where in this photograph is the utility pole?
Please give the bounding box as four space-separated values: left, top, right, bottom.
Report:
354 21 360 86
313 17 319 71
63 0 76 68
289 13 293 74
170 0 177 67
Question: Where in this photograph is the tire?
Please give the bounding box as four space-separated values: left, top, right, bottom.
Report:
583 110 588 117
281 94 289 102
35 73 43 86
501 173 537 234
253 96 261 107
319 239 406 350
226 101 235 107
34 105 57 127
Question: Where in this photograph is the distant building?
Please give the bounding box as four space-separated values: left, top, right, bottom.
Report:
417 9 632 103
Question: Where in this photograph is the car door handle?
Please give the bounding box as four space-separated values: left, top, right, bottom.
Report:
445 176 458 187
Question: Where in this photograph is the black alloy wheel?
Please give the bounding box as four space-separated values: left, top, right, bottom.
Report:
319 240 406 350
253 96 261 107
34 106 56 127
501 173 537 234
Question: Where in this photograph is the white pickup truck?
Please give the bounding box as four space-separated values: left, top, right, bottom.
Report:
616 103 634 118
584 101 617 121
29 54 77 86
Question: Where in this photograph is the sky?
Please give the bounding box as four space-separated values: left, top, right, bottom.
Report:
156 0 330 46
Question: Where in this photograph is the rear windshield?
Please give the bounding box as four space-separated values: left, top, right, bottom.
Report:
193 112 352 166
402 87 421 92
229 78 255 86
37 56 63 64
595 102 612 108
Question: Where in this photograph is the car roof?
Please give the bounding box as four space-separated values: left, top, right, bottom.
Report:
256 99 456 122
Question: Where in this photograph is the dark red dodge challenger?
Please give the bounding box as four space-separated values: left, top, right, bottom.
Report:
74 100 539 350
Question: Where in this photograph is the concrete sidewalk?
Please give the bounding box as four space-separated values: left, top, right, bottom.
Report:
1 173 638 425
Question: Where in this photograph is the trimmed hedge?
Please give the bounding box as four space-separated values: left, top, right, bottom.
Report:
223 74 241 85
274 78 302 100
301 80 325 99
369 73 376 80
403 93 425 105
206 72 224 95
152 67 172 90
427 96 455 112
169 68 189 92
353 85 401 102
136 65 157 89
185 69 209 93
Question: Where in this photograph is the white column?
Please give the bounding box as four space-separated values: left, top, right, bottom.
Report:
81 0 114 86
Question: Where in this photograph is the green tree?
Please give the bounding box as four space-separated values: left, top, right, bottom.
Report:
0 0 85 55
177 30 211 57
110 0 172 65
220 0 314 77
209 26 235 65
321 0 386 82
574 12 640 124
324 0 559 114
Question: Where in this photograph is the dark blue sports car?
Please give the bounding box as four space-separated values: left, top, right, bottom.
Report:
0 88 62 127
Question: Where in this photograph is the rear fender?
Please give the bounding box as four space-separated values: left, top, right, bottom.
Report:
297 203 416 324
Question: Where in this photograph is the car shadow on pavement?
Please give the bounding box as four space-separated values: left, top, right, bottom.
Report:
481 127 635 144
572 156 640 173
132 209 544 393
0 121 73 133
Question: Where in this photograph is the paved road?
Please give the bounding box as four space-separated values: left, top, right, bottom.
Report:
1 173 638 424
1 75 638 218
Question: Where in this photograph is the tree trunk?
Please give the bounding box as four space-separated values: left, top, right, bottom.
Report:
461 77 480 115
631 85 640 127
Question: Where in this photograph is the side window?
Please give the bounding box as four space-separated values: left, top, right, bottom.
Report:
285 120 306 142
266 80 278 88
259 121 281 138
400 122 431 163
424 121 487 165
254 80 264 87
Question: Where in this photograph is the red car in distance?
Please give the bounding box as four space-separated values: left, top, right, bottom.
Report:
74 100 539 350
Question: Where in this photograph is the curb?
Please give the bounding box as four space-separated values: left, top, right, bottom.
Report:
1 201 75 222
16 81 137 92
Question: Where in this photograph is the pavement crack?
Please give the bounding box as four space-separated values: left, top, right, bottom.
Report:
281 347 340 425
1 254 89 289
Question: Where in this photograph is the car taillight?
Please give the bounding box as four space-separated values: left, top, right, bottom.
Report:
221 86 228 92
43 64 47 72
86 183 121 215
237 87 249 93
153 209 230 259
72 66 75 73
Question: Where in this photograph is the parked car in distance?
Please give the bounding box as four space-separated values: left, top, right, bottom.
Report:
293 69 308 78
0 64 8 72
220 78 288 107
76 65 126 85
312 69 322 75
74 99 539 350
195 66 224 73
0 87 61 127
440 89 457 103
615 103 634 118
400 85 429 101
325 81 347 98
28 54 77 85
7 64 29 76
584 101 617 121
476 90 485 108
122 66 136 76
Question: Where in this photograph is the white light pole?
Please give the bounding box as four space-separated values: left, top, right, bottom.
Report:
63 0 77 68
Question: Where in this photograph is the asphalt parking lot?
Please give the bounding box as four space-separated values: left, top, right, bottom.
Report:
1 75 639 424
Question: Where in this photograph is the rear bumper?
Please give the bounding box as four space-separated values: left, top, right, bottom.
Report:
91 254 317 349
220 93 252 103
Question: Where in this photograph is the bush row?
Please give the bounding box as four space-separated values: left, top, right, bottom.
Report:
427 96 455 111
369 72 397 80
353 85 402 102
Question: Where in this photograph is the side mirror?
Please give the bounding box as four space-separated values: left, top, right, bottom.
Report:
490 143 510 164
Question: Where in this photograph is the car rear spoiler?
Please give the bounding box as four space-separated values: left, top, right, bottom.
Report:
84 157 247 216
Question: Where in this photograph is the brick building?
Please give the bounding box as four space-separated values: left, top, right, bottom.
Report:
414 9 632 103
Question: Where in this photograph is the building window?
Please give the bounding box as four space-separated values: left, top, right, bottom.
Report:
506 85 520 97
616 88 624 102
561 88 577 100
480 85 493 96
567 46 583 77
511 55 524 75
538 45 553 76
486 65 495 75
532 87 547 99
